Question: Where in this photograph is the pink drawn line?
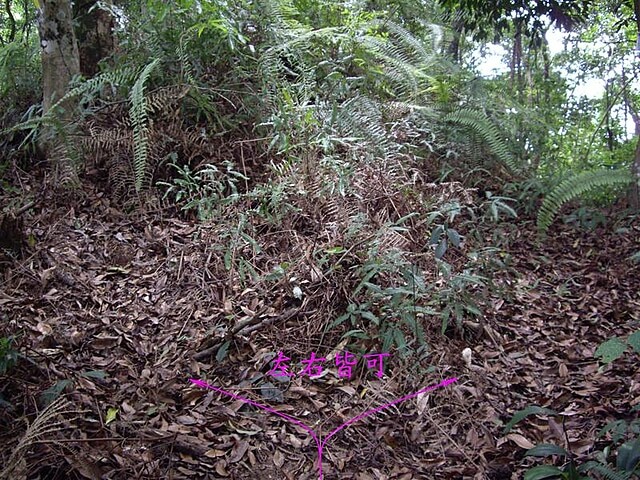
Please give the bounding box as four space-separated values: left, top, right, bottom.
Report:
190 376 458 479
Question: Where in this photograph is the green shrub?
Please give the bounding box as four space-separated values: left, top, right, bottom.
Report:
0 336 19 375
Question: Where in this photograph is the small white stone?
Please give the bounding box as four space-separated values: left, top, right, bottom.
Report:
462 347 472 367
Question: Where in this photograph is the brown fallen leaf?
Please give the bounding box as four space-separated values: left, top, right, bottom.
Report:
36 322 53 335
228 439 249 463
505 433 534 449
203 449 227 458
215 460 229 476
273 449 285 468
558 362 569 378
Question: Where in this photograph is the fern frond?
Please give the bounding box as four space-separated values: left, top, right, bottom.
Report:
178 33 197 85
444 108 519 173
363 20 442 101
255 15 447 163
129 59 160 192
0 397 75 479
259 27 342 103
584 462 633 480
254 0 308 40
146 85 190 116
47 67 139 122
1 66 138 138
333 96 391 155
537 168 632 234
256 0 316 81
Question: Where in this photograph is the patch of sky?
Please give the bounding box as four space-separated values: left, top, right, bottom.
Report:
470 25 638 138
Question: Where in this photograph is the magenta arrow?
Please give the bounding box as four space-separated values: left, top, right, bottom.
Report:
190 376 458 479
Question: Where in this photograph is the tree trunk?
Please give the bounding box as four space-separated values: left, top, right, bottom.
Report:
627 98 640 209
447 16 464 63
628 0 640 208
2 0 17 44
73 0 116 77
36 0 81 180
37 0 80 114
634 0 640 52
510 21 523 100
631 135 640 209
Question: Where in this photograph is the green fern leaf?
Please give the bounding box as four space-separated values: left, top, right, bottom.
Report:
537 169 632 234
129 59 160 193
363 19 442 102
3 66 139 137
444 109 519 173
585 462 633 480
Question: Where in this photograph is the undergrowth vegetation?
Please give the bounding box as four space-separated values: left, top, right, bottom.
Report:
1 0 640 477
0 0 520 353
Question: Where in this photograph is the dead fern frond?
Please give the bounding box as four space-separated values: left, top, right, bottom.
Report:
0 397 75 480
51 144 80 188
146 85 190 117
333 96 392 157
378 227 411 252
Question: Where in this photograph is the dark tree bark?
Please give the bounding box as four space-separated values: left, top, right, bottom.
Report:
36 0 80 179
447 16 464 63
510 21 523 100
630 125 640 209
73 0 116 77
36 0 80 114
633 137 640 195
626 0 640 209
3 0 17 44
625 93 640 208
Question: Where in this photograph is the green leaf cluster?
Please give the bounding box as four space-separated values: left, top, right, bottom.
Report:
507 405 640 479
537 169 632 234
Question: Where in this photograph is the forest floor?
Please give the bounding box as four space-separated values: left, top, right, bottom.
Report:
1 167 639 480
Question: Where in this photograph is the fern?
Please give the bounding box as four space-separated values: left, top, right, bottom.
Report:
583 462 633 480
444 108 520 173
129 59 160 192
2 66 139 139
0 397 76 479
261 18 445 156
537 168 632 234
3 62 157 192
363 19 443 101
332 95 393 156
259 26 341 110
256 0 319 106
48 68 138 123
254 0 308 42
177 33 197 86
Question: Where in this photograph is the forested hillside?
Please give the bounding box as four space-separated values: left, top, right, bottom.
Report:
1 1 639 478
